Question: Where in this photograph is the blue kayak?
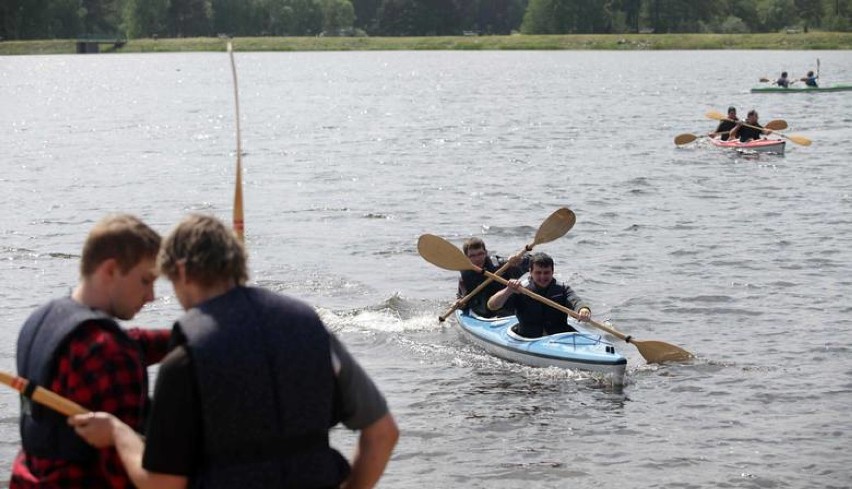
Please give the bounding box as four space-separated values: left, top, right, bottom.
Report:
455 310 627 384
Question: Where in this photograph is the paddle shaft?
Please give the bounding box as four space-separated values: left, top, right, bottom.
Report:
439 249 527 322
731 119 809 146
228 42 245 243
0 371 89 416
478 269 631 342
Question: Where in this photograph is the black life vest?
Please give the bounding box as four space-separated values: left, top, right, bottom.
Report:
461 255 525 317
513 280 582 337
176 286 349 489
16 297 144 462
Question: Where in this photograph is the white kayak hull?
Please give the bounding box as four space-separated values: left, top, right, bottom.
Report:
455 310 627 384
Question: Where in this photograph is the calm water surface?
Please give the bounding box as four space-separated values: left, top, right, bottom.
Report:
1 50 851 488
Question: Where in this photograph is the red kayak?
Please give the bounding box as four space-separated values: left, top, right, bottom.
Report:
710 138 786 155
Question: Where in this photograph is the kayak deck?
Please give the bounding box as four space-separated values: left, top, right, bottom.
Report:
750 84 852 93
455 310 626 384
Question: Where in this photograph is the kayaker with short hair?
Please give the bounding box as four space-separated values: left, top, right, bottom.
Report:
776 72 790 88
456 237 528 318
70 214 399 489
802 70 818 87
11 214 171 489
730 109 772 143
709 106 738 141
486 252 591 338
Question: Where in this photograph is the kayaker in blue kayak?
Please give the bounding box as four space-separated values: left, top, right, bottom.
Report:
457 237 528 318
801 70 818 87
730 109 773 142
776 72 791 88
709 106 738 141
487 252 591 338
70 214 399 489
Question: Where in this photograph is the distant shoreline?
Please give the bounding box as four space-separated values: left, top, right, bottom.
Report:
2 32 851 56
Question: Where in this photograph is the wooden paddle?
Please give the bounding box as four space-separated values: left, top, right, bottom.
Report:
760 77 798 86
418 234 694 364
705 111 811 146
675 119 788 146
0 371 89 416
227 42 245 243
438 208 576 322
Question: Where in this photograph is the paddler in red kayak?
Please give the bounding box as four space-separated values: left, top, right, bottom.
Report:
730 109 773 142
709 106 738 141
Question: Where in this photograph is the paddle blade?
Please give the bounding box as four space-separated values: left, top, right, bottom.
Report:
759 77 770 82
674 133 698 146
633 339 694 364
417 234 476 272
533 208 576 245
705 110 725 122
786 134 812 146
765 119 788 131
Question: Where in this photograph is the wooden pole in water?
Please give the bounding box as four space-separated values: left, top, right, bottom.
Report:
227 42 245 243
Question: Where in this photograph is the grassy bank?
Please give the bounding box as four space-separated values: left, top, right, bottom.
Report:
2 32 851 56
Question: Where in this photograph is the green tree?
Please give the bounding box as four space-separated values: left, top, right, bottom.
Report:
376 0 461 35
618 0 641 32
521 0 611 33
80 0 123 34
123 0 169 37
730 0 760 31
376 0 419 34
469 0 528 34
319 0 355 34
168 0 212 37
795 0 823 30
351 0 380 30
520 0 559 33
758 0 798 30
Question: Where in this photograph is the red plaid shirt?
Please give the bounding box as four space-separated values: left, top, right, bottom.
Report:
10 322 171 489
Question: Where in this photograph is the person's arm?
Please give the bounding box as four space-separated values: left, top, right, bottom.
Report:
330 335 398 488
456 274 467 300
728 123 741 141
70 346 196 489
69 413 188 489
126 327 173 366
486 279 519 312
563 285 591 321
341 413 399 489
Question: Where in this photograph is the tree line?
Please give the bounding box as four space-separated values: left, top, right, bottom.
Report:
1 0 848 40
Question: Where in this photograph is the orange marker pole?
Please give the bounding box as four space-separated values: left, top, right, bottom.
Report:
227 41 245 243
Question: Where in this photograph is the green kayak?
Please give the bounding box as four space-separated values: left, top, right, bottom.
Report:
750 84 852 93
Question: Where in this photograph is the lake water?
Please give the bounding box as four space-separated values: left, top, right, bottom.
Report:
1 49 851 488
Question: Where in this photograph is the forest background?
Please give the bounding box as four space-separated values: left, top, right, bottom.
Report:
2 0 850 42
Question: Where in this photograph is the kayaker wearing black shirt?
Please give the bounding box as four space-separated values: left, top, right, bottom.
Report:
776 72 790 88
487 252 590 338
456 237 528 318
709 106 738 141
730 109 771 142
